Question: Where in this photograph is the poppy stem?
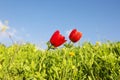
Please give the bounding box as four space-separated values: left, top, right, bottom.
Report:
8 34 14 44
6 32 15 44
64 41 73 48
47 44 52 51
46 41 54 51
68 41 72 45
67 41 73 48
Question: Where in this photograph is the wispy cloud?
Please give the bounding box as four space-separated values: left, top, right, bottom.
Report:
21 27 30 37
9 28 17 37
0 20 31 45
0 21 9 38
0 20 16 39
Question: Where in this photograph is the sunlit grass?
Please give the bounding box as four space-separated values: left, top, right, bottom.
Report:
0 41 120 80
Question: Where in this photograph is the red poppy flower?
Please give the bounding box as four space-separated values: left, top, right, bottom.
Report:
69 29 82 43
50 30 67 47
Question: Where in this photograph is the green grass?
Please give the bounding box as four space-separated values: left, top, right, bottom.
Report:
0 41 120 80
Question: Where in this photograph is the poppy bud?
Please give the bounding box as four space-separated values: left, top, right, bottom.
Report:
69 29 82 43
50 30 67 47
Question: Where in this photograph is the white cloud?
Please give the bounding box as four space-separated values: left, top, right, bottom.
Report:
0 21 16 39
0 32 7 38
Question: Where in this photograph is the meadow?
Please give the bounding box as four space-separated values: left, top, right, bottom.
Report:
0 41 120 80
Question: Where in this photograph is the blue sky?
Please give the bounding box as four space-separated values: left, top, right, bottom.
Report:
0 0 120 48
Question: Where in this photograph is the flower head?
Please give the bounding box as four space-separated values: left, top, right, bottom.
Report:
50 30 67 47
0 25 9 32
69 29 82 43
0 21 9 32
69 52 75 57
95 41 101 46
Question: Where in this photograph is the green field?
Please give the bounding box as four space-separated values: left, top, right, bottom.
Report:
0 41 120 80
